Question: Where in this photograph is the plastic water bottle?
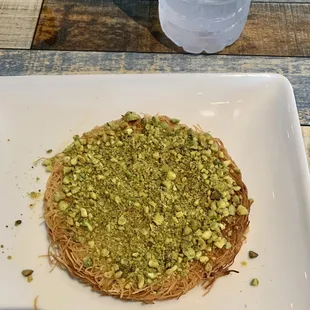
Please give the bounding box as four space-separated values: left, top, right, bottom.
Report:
158 0 252 54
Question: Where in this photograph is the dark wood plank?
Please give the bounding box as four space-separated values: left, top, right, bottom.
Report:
1 50 310 125
225 2 310 55
32 0 179 53
32 0 310 56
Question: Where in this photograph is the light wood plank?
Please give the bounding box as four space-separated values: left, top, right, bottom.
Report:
302 127 310 168
0 0 42 49
0 50 310 124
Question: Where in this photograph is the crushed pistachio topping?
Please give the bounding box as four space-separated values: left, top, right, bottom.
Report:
46 112 250 290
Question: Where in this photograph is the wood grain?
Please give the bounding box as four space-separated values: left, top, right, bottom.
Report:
225 2 310 56
0 0 42 49
0 50 310 125
32 0 178 53
32 1 310 56
260 0 310 2
302 126 310 169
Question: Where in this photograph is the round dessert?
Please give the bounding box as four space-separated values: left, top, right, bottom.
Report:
43 112 252 302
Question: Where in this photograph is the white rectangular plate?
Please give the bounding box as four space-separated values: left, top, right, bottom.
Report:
1 74 310 310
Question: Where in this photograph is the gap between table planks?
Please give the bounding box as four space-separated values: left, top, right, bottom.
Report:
0 50 309 124
31 0 310 56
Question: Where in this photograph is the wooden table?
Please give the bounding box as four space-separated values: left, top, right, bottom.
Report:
0 0 309 163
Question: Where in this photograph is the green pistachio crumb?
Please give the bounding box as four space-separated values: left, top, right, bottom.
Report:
162 180 172 189
167 171 176 180
118 216 127 225
202 231 212 240
103 271 113 279
166 265 178 275
101 249 110 257
15 220 22 226
153 152 160 159
83 257 92 268
146 272 156 280
59 201 68 211
80 208 88 218
54 191 66 202
189 219 200 231
29 191 40 199
205 263 212 272
42 159 52 167
211 190 222 200
83 221 93 231
123 111 141 122
114 271 123 279
214 238 226 249
182 248 195 259
199 256 209 263
62 176 70 184
71 157 78 166
228 205 236 215
225 242 232 249
183 226 192 236
250 278 259 286
249 251 259 259
153 213 164 225
90 192 97 200
137 274 145 289
175 211 183 218
237 205 249 216
22 269 33 277
170 118 180 124
234 167 241 174
46 165 53 172
88 241 95 248
67 218 74 226
148 259 159 268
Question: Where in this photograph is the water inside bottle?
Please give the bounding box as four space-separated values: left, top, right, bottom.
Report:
159 0 251 53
